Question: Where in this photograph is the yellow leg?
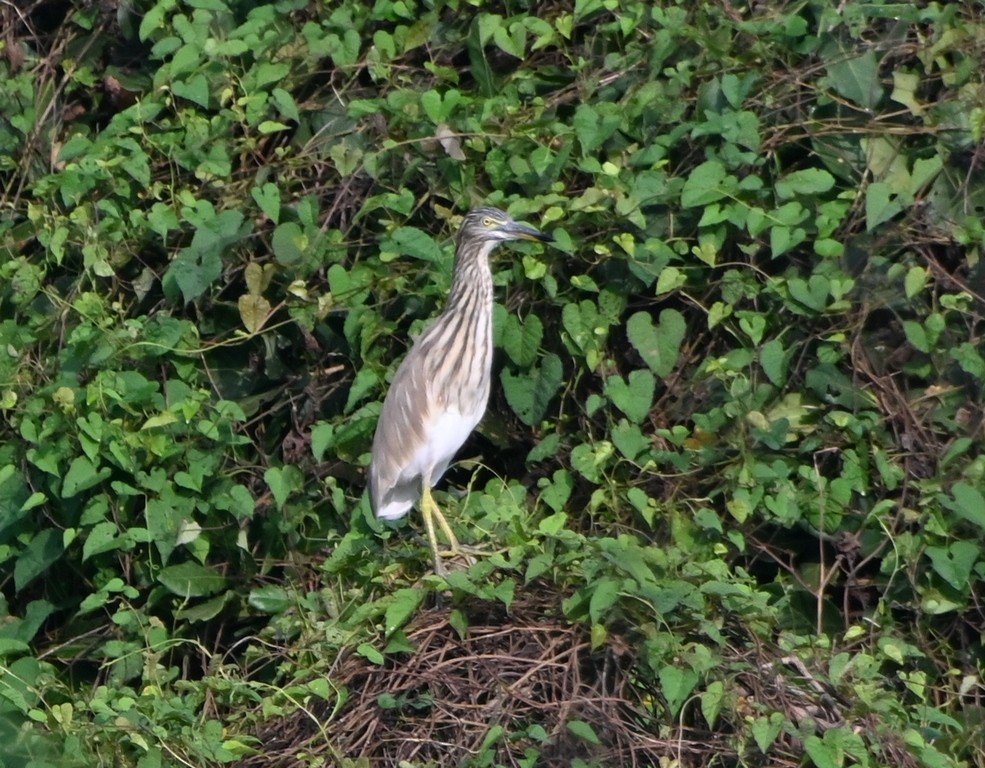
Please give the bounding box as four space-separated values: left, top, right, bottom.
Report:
419 483 448 576
420 483 496 574
430 499 461 553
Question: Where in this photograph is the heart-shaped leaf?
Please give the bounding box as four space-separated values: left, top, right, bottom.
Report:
611 419 650 459
627 309 685 377
926 541 979 590
501 353 563 427
604 369 655 424
502 313 543 367
238 294 271 334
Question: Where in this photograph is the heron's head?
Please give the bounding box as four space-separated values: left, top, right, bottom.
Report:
459 207 553 246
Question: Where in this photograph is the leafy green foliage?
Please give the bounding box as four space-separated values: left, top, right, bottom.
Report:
1 0 985 764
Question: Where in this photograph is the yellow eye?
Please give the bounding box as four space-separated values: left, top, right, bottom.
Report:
482 217 494 227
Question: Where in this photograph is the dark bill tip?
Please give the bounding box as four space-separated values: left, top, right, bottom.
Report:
508 222 554 243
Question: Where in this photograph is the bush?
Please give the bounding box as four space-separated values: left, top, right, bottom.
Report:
1 0 984 765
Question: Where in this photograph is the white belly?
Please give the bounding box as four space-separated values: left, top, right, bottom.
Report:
404 406 484 487
373 405 484 521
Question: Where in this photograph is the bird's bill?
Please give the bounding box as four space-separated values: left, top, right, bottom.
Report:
504 221 553 243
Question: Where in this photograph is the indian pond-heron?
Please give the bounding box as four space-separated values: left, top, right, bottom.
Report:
368 207 553 575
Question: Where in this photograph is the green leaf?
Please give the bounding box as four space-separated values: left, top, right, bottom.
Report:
588 577 620 623
329 139 363 176
787 276 829 312
19 492 46 514
573 0 605 21
527 433 560 464
562 300 606 371
573 104 621 154
271 87 300 122
476 13 502 45
62 456 110 498
825 48 882 109
941 438 974 470
82 521 124 561
243 262 270 295
311 423 335 462
138 0 167 40
865 181 902 231
479 724 506 752
701 681 725 727
890 70 923 116
879 636 906 664
611 420 650 460
157 562 228 598
604 369 655 424
251 183 281 223
502 313 543 367
258 121 290 134
538 511 567 536
626 310 685 377
804 734 840 768
467 18 496 96
500 353 563 426
171 73 210 107
945 483 985 530
909 156 942 194
658 665 699 717
566 720 600 745
328 28 361 67
727 487 759 523
751 712 785 753
656 265 685 295
902 320 928 353
145 496 185 564
357 643 385 665
0 639 30 660
926 541 979 591
539 469 573 513
248 585 292 614
492 21 525 58
215 38 248 57
166 210 248 303
265 465 304 510
421 90 443 123
570 441 613 484
770 224 807 258
680 160 732 207
215 484 255 523
760 339 789 386
272 222 305 266
737 311 766 345
141 412 178 430
185 0 228 11
176 592 233 622
14 529 63 591
384 587 425 634
774 201 807 227
383 226 443 262
775 168 835 199
524 553 552 583
904 266 927 298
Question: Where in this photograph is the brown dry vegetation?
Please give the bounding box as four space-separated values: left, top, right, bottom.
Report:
2 0 985 766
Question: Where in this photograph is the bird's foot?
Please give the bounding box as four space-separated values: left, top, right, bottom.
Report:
442 542 506 557
434 542 507 574
434 546 477 574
